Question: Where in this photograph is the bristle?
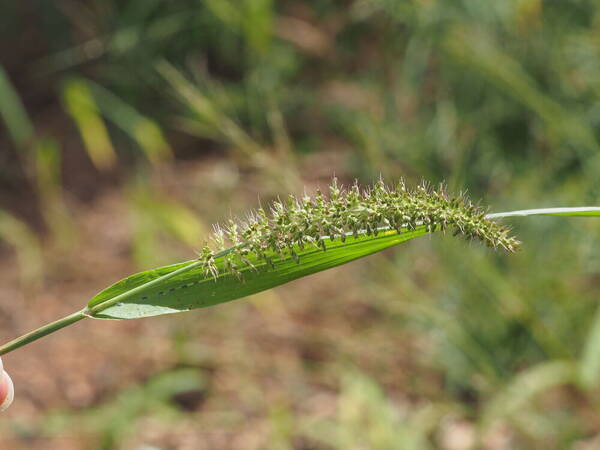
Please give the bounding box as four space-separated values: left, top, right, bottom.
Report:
198 179 520 278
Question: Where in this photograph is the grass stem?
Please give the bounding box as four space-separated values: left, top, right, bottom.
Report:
0 310 87 356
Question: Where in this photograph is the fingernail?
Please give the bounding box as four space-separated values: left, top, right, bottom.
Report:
0 371 14 411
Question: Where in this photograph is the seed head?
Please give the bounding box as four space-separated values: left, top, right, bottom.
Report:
199 179 520 278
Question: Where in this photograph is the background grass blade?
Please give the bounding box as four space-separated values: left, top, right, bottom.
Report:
578 304 600 391
0 65 34 148
0 210 44 290
61 78 117 170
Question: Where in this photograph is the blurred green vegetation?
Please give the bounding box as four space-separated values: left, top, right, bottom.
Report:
1 0 600 448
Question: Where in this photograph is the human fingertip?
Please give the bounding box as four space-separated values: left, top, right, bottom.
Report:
0 371 14 411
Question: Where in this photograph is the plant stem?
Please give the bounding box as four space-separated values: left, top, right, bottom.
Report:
0 309 87 356
487 207 600 219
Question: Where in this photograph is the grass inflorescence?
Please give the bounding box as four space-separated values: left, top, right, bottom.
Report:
198 179 520 280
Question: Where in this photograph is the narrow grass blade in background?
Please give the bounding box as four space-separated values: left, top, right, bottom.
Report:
0 65 34 148
203 0 274 54
0 210 44 290
579 305 600 391
34 138 76 249
156 61 265 161
86 80 172 165
62 78 117 170
157 60 300 189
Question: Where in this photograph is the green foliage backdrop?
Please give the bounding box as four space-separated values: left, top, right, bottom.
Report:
0 1 599 448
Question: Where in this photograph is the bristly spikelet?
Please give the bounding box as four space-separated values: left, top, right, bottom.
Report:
199 179 520 279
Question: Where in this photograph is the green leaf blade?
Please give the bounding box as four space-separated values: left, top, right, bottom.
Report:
88 227 428 320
